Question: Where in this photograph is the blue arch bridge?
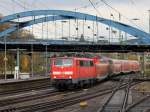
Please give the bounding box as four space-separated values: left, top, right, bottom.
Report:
0 10 150 52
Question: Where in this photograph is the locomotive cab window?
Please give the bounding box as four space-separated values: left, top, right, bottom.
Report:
54 59 72 66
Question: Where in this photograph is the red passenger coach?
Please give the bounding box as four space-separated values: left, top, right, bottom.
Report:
50 57 96 88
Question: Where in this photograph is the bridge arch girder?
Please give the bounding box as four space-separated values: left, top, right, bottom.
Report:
0 16 69 37
0 10 150 44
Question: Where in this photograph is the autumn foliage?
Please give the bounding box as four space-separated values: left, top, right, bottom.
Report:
0 14 36 74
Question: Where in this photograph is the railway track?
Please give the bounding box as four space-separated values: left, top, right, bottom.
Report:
0 80 117 111
0 84 52 97
0 79 140 112
96 77 149 112
97 77 133 112
125 94 150 112
0 78 51 96
98 104 150 112
0 88 59 107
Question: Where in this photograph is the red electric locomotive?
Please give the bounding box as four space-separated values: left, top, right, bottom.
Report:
50 56 140 89
50 57 96 88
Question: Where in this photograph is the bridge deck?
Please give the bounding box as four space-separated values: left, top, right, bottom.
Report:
0 43 150 52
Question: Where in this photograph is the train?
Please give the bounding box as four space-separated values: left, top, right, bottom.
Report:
50 55 140 89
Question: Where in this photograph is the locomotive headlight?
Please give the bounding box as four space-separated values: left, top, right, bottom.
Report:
54 76 56 78
69 76 72 79
53 71 61 75
64 71 73 75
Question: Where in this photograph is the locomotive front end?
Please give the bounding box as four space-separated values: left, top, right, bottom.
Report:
50 57 74 88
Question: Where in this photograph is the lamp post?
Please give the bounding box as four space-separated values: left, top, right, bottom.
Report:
106 27 110 44
132 18 145 76
110 14 114 43
132 18 140 39
118 13 122 44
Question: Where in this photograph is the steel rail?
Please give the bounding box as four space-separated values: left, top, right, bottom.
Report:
125 94 150 112
14 82 137 112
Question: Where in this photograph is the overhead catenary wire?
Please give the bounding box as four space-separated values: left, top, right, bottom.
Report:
10 0 102 40
74 1 102 41
74 0 103 11
12 0 28 10
88 0 103 17
11 0 53 38
0 4 12 12
128 0 149 30
3 0 147 41
87 0 104 41
100 0 146 31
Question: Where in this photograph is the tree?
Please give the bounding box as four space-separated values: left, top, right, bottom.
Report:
0 14 35 75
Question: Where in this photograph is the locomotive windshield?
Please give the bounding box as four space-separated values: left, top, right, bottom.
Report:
54 59 72 66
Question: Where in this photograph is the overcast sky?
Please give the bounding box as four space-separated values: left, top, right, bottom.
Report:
0 0 150 40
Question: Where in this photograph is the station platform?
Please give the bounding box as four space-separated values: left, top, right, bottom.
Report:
0 75 51 94
0 76 50 85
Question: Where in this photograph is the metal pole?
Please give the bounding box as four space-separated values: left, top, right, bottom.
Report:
4 35 7 80
96 16 99 43
109 26 111 44
140 52 145 77
93 21 95 43
17 48 20 69
82 18 85 39
125 33 127 44
143 52 145 76
77 19 79 39
62 21 63 38
110 14 114 43
13 48 20 80
119 13 122 44
45 45 48 76
148 10 150 34
55 21 57 39
31 16 34 77
74 8 79 40
31 44 33 77
69 18 71 39
109 14 112 44
45 16 48 76
46 16 48 40
143 52 145 77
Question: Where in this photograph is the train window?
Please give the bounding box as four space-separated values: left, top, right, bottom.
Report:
80 61 84 66
54 59 72 66
100 59 108 63
79 60 94 67
85 61 90 66
90 61 94 66
87 61 92 66
63 59 72 66
55 59 62 66
108 60 113 64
